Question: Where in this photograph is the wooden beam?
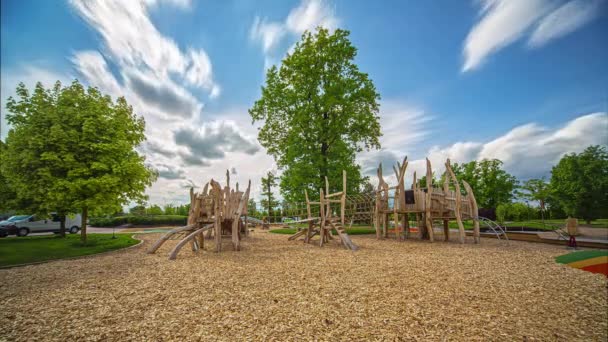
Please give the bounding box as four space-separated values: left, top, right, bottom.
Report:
462 180 480 244
446 159 465 244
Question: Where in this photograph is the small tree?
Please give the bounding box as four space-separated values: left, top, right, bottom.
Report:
260 172 277 220
518 178 551 221
147 204 164 215
550 145 608 223
130 205 146 216
247 199 257 217
3 81 156 243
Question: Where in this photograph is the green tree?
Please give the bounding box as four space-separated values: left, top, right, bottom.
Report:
163 204 176 215
550 145 608 223
3 80 156 243
249 28 381 202
147 204 164 215
260 172 277 219
450 159 518 209
518 178 551 220
0 141 19 213
130 205 146 216
247 199 257 217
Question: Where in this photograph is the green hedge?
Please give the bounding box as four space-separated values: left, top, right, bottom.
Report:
90 215 188 227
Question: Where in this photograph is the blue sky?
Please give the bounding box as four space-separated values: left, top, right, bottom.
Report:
1 0 607 205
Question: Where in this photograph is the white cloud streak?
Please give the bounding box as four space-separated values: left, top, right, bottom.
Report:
528 0 603 47
249 0 339 70
364 112 608 188
462 0 603 72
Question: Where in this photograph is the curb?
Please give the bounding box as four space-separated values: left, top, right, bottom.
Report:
0 234 145 270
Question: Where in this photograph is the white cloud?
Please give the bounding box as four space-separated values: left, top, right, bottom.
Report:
462 0 602 72
70 0 218 95
249 0 339 70
285 0 339 34
462 0 551 72
528 0 603 47
144 0 192 10
250 16 287 53
358 101 433 177
71 51 122 98
366 112 608 188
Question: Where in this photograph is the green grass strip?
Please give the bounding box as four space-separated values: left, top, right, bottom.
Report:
0 233 139 267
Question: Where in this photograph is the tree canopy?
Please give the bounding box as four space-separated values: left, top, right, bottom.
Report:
249 28 381 202
450 159 518 209
2 80 157 242
549 145 608 223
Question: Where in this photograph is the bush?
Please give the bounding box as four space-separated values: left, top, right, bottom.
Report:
89 215 188 227
496 202 540 223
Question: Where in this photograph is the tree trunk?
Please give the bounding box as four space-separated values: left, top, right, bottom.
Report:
80 206 88 244
59 214 66 238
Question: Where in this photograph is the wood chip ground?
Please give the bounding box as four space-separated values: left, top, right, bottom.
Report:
1 231 606 341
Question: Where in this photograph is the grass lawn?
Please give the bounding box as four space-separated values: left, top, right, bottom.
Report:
0 233 139 267
272 218 608 234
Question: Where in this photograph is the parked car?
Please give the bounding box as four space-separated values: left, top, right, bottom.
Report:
0 213 82 237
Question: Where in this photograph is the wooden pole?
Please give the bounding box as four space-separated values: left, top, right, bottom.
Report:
319 189 325 247
463 180 480 244
425 158 434 242
446 159 465 244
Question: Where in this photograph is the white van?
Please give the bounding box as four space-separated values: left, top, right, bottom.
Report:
11 213 82 237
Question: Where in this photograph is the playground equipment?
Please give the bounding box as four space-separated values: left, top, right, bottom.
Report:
288 171 358 250
374 157 481 244
148 170 251 259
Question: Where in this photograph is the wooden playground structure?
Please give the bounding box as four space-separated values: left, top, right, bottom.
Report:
148 171 251 259
288 171 358 250
374 157 481 244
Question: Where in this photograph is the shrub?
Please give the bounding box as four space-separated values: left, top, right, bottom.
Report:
89 215 187 227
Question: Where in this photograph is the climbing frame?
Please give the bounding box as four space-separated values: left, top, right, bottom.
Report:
147 170 251 259
373 156 480 244
288 170 358 251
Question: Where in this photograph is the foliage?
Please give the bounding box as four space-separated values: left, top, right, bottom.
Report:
496 202 538 223
147 204 164 215
0 233 139 267
2 80 157 243
0 141 19 212
260 171 278 217
249 28 381 202
130 205 146 215
518 178 551 210
247 199 258 217
450 159 518 209
89 215 187 227
549 145 608 223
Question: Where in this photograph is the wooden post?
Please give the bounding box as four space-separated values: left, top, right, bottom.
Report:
213 184 223 252
443 219 449 241
232 181 251 251
319 189 325 247
425 158 435 242
341 170 346 226
446 159 465 244
462 180 480 244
